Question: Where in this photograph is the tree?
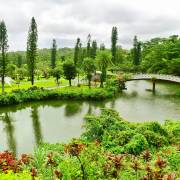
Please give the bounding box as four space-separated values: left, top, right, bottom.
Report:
61 56 65 62
100 43 105 51
116 46 126 64
90 40 97 59
27 17 38 85
73 38 80 65
82 57 96 88
111 27 118 64
7 64 17 79
0 20 8 93
17 54 23 68
63 61 76 86
96 51 112 87
52 65 63 86
51 39 57 69
17 66 28 80
87 34 91 57
133 36 141 66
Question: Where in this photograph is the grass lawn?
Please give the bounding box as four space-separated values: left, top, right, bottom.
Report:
0 77 70 93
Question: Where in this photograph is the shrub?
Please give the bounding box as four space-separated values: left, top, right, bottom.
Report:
0 87 116 106
0 171 34 180
123 134 149 155
136 121 168 137
142 130 169 147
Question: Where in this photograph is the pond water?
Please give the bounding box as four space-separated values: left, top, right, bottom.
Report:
0 80 180 156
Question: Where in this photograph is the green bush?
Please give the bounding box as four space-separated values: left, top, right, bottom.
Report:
142 130 169 147
123 134 149 155
83 109 178 154
136 121 168 137
0 87 117 106
0 171 34 180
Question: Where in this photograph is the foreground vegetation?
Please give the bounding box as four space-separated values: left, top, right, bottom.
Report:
0 109 179 179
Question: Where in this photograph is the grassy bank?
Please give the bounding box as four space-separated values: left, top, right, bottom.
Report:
0 86 117 106
0 109 179 179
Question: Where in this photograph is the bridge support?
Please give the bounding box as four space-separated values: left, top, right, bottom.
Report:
152 78 156 93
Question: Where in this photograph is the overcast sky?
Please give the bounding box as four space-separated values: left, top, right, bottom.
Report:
0 0 180 51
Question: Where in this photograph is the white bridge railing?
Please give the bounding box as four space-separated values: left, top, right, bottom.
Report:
130 74 180 83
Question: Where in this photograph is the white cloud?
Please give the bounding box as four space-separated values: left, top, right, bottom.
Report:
0 0 179 50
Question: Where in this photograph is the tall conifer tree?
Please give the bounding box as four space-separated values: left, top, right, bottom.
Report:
73 38 80 65
111 27 118 64
27 17 38 85
87 34 91 57
91 40 97 59
0 20 8 93
133 36 141 65
51 39 57 69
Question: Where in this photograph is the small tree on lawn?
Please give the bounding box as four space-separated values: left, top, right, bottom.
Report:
82 57 96 88
63 61 76 86
96 51 112 87
52 65 63 86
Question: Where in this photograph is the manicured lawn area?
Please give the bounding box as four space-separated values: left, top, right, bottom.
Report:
0 78 70 93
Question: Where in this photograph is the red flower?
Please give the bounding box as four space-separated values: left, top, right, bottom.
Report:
31 167 37 177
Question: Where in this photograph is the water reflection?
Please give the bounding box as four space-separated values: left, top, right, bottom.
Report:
31 107 43 146
65 102 82 117
87 104 93 114
1 113 17 156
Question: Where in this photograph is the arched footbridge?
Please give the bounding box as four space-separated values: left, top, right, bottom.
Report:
127 74 180 83
125 74 180 93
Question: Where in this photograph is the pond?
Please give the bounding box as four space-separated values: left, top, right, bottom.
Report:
0 80 180 156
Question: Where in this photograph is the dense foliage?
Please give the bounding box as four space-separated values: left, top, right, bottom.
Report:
141 36 180 75
0 109 179 179
0 86 117 106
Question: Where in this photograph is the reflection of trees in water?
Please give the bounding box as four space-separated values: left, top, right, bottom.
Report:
31 107 43 146
1 113 17 156
65 102 82 117
86 101 106 115
121 91 138 99
110 99 116 109
87 104 93 114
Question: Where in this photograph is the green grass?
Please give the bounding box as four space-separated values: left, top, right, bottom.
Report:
0 78 70 93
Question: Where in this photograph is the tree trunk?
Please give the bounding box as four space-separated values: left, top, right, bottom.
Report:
77 73 80 86
152 80 156 93
31 74 34 86
2 74 5 93
88 79 91 89
100 78 103 88
56 77 60 86
69 79 71 86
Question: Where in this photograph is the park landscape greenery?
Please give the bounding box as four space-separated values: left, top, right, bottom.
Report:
0 109 179 179
0 17 180 179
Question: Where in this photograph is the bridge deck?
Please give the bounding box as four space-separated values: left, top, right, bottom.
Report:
127 74 180 83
